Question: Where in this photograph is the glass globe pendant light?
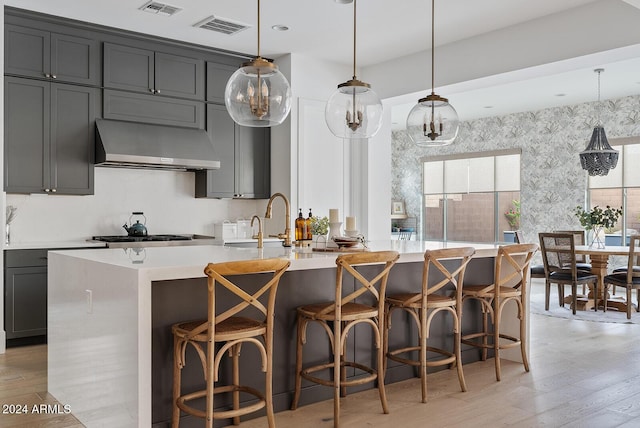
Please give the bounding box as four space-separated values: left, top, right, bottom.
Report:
406 0 459 147
325 0 383 139
225 0 291 127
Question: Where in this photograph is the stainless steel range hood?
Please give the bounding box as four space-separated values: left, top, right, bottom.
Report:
95 119 220 170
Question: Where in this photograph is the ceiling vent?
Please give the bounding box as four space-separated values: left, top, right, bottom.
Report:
194 16 251 35
139 1 182 17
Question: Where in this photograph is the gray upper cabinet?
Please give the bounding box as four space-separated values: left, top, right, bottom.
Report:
195 104 270 199
4 76 98 195
5 24 100 86
206 61 237 104
103 43 205 100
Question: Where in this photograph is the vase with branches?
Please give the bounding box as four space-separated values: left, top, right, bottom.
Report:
504 200 520 230
574 205 622 248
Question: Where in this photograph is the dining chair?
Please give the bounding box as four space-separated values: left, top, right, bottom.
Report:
171 258 290 428
384 246 475 402
603 235 640 319
461 243 538 381
554 230 592 294
291 251 400 428
538 232 598 314
515 231 545 279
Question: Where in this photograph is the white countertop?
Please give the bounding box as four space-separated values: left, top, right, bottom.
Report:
50 240 500 281
4 240 108 250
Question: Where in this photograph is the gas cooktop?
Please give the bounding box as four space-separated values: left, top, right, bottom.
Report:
90 234 216 248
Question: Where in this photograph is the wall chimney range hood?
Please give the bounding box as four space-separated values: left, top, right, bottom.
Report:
95 119 220 170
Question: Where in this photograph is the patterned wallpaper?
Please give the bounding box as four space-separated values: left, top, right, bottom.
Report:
391 94 640 244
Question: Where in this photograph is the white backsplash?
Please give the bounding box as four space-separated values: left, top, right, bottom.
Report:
5 167 265 243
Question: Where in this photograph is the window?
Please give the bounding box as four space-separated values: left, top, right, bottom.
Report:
423 150 521 243
588 139 640 246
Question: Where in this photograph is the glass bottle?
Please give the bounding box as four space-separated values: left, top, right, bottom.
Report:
306 209 313 240
295 208 305 241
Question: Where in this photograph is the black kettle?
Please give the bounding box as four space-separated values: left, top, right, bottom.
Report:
123 212 148 237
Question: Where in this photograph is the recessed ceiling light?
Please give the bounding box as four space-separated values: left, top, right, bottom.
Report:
483 105 494 109
555 93 567 97
271 24 289 31
335 0 354 3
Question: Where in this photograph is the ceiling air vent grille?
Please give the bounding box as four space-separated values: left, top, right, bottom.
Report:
139 1 182 16
194 16 251 35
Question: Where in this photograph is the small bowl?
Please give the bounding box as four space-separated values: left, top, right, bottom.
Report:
332 237 360 248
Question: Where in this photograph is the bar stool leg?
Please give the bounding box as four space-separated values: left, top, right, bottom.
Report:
494 299 502 382
172 335 182 428
291 313 304 410
265 333 275 428
376 322 389 414
232 344 240 426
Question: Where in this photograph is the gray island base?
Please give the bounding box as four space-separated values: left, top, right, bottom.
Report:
47 241 527 427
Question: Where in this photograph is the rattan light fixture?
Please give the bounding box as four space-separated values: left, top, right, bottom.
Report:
325 0 383 139
406 0 459 147
579 68 618 176
225 0 292 127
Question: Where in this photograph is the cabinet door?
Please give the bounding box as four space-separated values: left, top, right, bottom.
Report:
50 84 98 195
206 62 237 103
155 52 204 100
4 77 50 193
103 43 154 94
236 125 270 199
195 104 236 198
4 24 50 79
51 33 99 85
5 266 48 339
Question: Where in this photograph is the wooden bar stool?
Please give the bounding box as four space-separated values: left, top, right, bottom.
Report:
290 251 400 428
461 243 538 381
171 258 290 428
384 247 475 403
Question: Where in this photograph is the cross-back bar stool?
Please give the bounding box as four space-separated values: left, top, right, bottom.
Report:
171 258 290 428
290 250 400 428
461 243 538 381
384 246 475 403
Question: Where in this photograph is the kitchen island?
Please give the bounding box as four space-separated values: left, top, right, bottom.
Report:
48 241 521 427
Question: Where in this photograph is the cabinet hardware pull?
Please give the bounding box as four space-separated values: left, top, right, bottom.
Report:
51 75 57 79
85 289 93 314
44 188 50 192
44 73 51 78
149 88 155 93
51 189 57 193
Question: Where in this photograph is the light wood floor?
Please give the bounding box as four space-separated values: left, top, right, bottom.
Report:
2 281 640 427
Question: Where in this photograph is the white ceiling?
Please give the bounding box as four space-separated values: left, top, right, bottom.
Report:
6 0 640 124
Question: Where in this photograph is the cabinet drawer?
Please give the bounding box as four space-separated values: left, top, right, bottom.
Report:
103 89 205 128
5 249 49 268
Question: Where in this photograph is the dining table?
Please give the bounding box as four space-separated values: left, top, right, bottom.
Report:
573 244 632 311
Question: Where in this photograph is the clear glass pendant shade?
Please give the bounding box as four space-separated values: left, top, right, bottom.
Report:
406 95 459 147
325 80 383 139
224 59 292 127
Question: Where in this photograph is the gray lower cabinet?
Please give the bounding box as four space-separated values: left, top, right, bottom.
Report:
103 43 205 100
4 76 98 195
4 249 48 340
195 104 270 199
4 24 100 85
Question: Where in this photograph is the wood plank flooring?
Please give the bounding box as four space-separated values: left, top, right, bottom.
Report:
1 279 640 427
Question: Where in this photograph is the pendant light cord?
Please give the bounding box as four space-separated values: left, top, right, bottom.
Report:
431 0 435 95
352 0 357 79
596 69 602 126
257 0 261 57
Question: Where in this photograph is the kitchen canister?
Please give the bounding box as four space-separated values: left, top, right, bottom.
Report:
214 221 238 240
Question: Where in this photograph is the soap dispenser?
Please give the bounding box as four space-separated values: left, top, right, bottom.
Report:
295 208 305 241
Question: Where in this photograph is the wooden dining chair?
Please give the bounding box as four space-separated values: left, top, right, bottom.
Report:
461 243 538 381
291 251 400 428
171 258 290 428
603 235 640 319
538 233 598 314
554 230 592 294
384 246 475 402
515 231 545 280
